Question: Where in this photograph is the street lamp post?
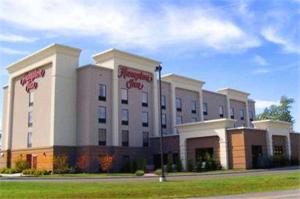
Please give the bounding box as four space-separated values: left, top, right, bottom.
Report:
155 65 166 182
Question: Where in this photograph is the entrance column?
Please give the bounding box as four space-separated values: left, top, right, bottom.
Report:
286 134 291 159
219 134 229 169
266 132 273 156
179 137 187 170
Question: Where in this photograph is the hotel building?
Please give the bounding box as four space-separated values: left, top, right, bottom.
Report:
0 44 299 172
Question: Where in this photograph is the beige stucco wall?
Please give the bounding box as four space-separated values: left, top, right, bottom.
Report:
1 86 8 150
230 99 247 127
11 64 52 149
202 90 228 120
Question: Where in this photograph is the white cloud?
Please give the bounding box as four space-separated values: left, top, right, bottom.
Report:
0 47 28 55
255 99 279 110
0 0 260 51
253 55 268 66
0 33 36 43
252 61 300 75
252 68 270 74
261 27 300 54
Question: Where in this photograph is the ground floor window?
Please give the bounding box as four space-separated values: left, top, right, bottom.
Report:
273 145 284 156
195 148 214 162
252 145 263 168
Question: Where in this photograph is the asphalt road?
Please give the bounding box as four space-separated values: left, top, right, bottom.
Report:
0 166 299 183
195 189 300 199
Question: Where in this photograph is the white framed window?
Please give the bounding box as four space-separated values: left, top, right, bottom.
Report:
161 95 166 109
122 109 129 125
98 106 106 123
230 107 235 119
99 84 106 101
249 110 254 121
176 97 182 111
240 109 245 120
192 100 197 113
27 132 32 148
142 92 148 107
162 113 167 128
219 105 224 118
98 128 106 146
122 130 129 146
121 89 128 104
203 102 208 115
28 111 33 127
176 115 182 124
142 112 148 127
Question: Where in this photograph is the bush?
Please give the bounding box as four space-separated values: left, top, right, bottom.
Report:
135 170 145 176
271 155 290 167
53 155 69 174
15 159 30 172
154 169 162 176
22 169 50 176
99 154 114 173
166 156 173 173
0 168 17 174
187 159 194 172
175 156 183 172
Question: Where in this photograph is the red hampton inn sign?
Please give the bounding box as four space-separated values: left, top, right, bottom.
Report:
118 66 152 90
20 68 45 92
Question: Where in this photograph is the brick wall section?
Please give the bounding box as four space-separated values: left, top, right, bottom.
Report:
290 133 300 162
0 150 10 168
186 136 220 165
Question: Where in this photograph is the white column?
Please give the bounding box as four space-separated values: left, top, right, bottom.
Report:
199 89 204 121
219 134 229 169
112 70 119 146
266 131 273 156
153 73 159 137
245 100 250 127
4 78 14 151
179 137 187 170
226 96 231 119
286 134 291 159
170 83 176 134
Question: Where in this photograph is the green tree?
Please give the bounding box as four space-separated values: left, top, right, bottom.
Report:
256 96 295 124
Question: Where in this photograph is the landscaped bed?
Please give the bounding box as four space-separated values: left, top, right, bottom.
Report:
0 172 299 198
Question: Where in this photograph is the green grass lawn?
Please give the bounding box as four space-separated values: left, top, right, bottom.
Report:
0 172 299 199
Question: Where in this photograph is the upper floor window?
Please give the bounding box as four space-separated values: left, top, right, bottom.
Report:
98 128 106 146
192 100 197 114
122 130 129 147
240 109 244 120
27 132 32 148
230 107 235 119
219 105 224 118
98 106 106 123
161 95 166 109
176 115 182 124
249 111 254 121
122 109 129 125
142 92 148 107
98 84 106 101
28 111 33 127
143 131 149 147
29 92 34 106
121 89 128 104
176 97 182 112
162 113 167 128
203 102 208 115
142 112 148 127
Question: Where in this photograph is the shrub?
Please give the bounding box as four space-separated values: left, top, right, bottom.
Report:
0 168 17 174
175 156 183 172
15 159 30 172
53 155 69 174
187 159 194 172
99 154 114 173
166 156 173 173
196 161 204 172
135 170 145 176
154 169 162 176
22 169 50 176
77 154 90 172
271 155 290 167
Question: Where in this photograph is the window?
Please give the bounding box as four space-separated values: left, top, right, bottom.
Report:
176 116 182 124
161 95 166 109
143 132 149 147
121 89 128 104
191 100 197 114
230 107 235 119
176 97 182 112
98 106 106 123
219 105 224 118
273 145 284 156
191 117 197 122
142 92 148 107
196 148 214 162
203 102 208 115
98 128 106 146
162 113 167 128
122 130 129 146
142 112 148 127
29 92 34 106
249 111 254 121
27 132 32 148
240 109 244 120
28 111 33 127
122 109 129 125
98 84 106 101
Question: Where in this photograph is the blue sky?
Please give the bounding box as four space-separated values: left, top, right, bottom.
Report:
0 0 299 131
